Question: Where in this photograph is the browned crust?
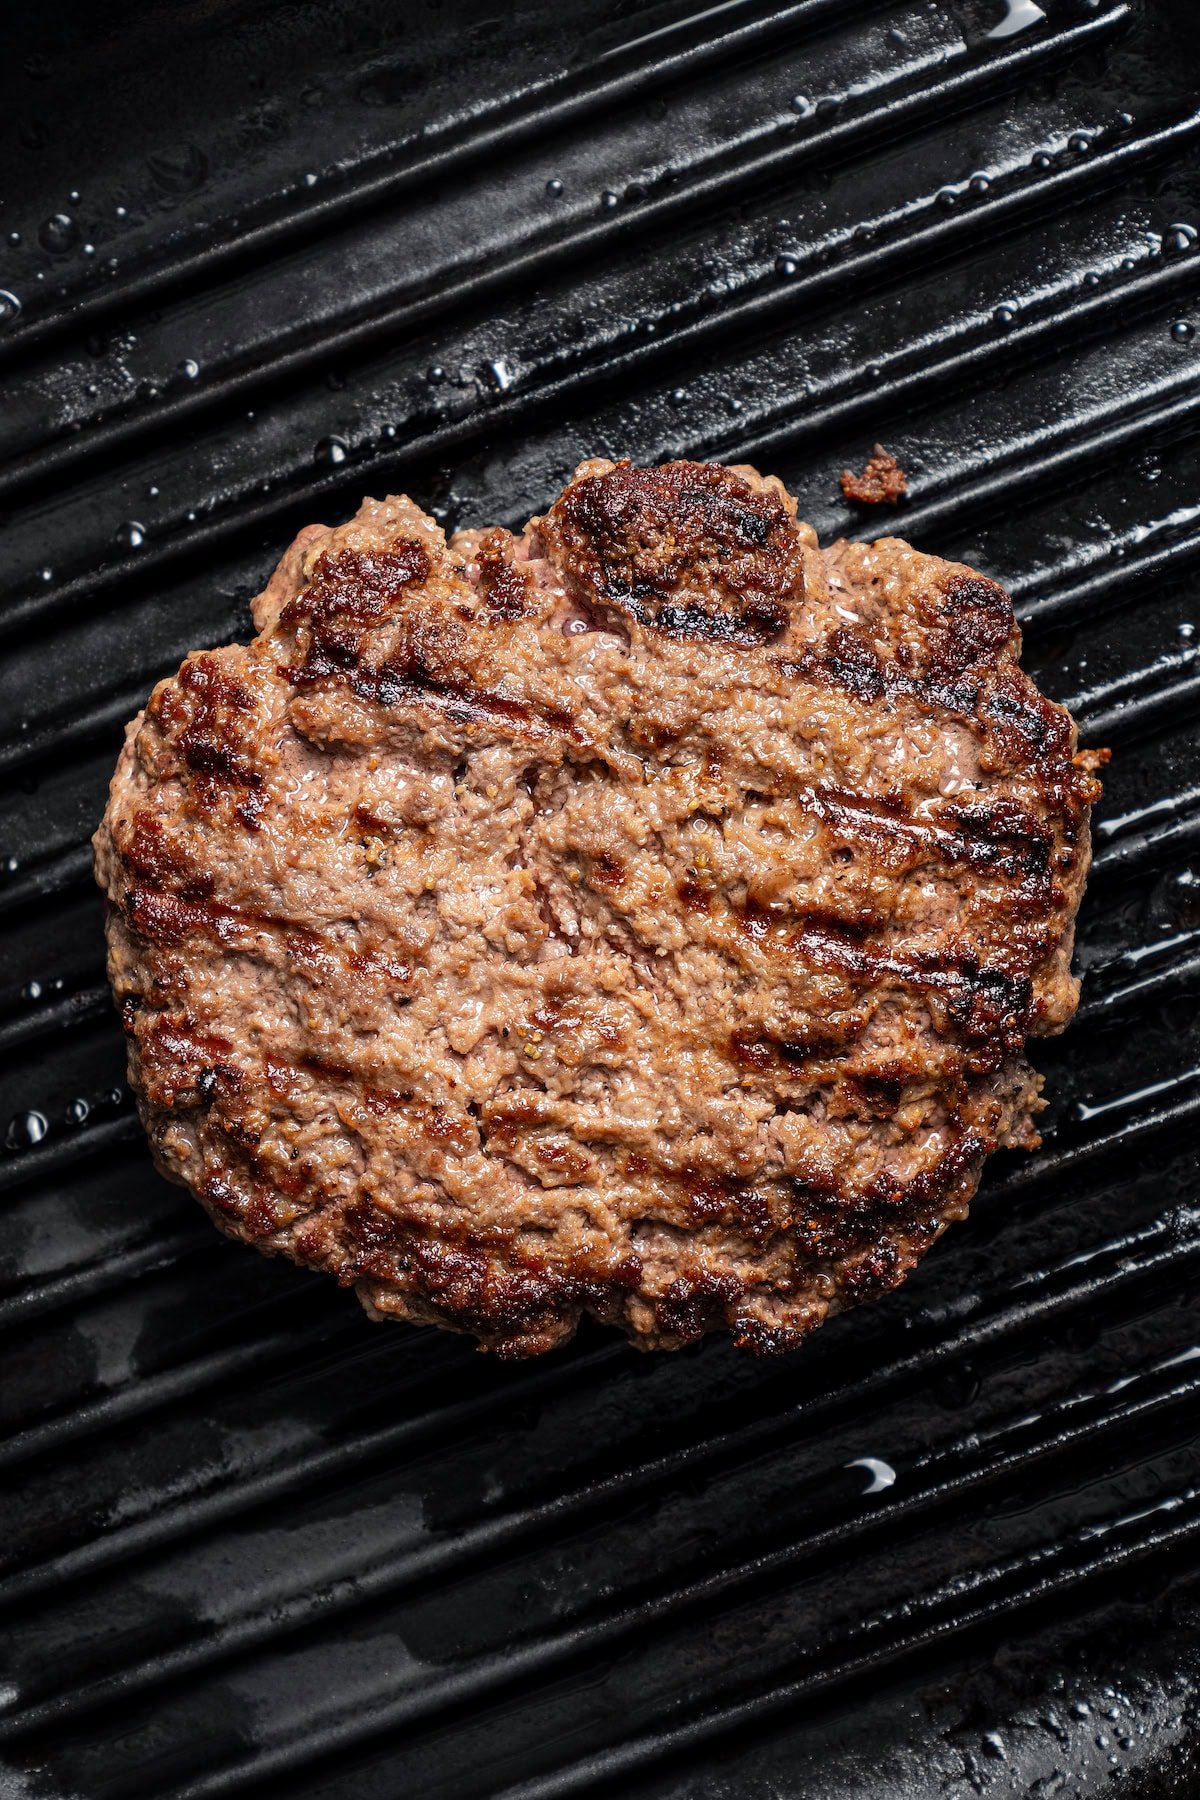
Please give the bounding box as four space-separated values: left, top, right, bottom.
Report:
94 461 1101 1357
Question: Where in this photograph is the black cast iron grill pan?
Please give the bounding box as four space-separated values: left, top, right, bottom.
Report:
1 0 1199 1793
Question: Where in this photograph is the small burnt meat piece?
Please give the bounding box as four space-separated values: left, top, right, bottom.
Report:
94 458 1101 1356
840 443 909 505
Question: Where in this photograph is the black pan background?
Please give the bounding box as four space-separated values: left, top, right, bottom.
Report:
1 0 1199 1794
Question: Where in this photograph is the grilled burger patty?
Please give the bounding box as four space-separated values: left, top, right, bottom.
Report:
94 459 1102 1356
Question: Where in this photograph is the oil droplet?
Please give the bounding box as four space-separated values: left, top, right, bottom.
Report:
1083 270 1101 288
1031 150 1053 171
969 173 990 195
790 95 814 118
600 190 619 211
775 254 798 278
106 1087 125 1108
314 435 348 466
668 386 687 406
303 172 318 187
180 358 199 379
67 189 80 204
81 243 95 257
147 143 209 194
146 484 160 499
115 204 127 218
1171 319 1195 341
65 1097 90 1125
1068 132 1093 154
428 364 446 384
0 291 21 329
935 187 958 210
22 980 42 1001
546 177 564 197
117 520 146 549
994 304 1016 327
38 212 79 254
6 231 19 245
1167 223 1198 253
6 1111 48 1151
847 1456 896 1494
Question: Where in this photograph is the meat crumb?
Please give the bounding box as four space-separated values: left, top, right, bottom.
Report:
840 444 908 505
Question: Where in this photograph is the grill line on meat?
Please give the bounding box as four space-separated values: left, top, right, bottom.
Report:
94 459 1103 1356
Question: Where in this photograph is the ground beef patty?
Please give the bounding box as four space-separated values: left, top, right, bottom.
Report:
94 459 1103 1356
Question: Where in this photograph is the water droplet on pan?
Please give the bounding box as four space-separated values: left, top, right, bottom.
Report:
314 435 348 466
116 520 146 549
6 1111 48 1151
846 1456 896 1494
0 291 21 329
545 177 564 197
600 189 619 211
1171 320 1195 341
38 212 78 254
775 254 798 278
147 143 208 194
65 1097 90 1125
179 358 199 379
987 0 1046 37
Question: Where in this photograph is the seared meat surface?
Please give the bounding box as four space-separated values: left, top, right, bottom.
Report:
94 459 1101 1356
